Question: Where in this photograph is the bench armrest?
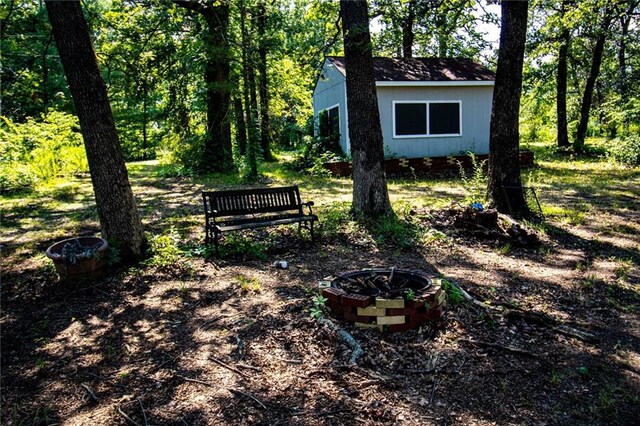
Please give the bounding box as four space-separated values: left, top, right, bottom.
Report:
302 201 314 215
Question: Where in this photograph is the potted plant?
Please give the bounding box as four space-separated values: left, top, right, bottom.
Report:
45 236 108 282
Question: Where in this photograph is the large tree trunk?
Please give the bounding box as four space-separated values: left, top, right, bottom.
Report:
174 1 233 172
341 0 392 216
487 0 529 216
45 0 146 260
203 8 233 172
556 1 570 149
574 11 612 152
257 0 273 161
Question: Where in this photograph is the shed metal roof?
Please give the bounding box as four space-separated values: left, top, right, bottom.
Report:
326 56 495 82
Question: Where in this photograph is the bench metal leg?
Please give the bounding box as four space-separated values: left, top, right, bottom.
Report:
310 220 315 241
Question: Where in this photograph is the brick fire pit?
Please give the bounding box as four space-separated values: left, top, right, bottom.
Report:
319 269 445 332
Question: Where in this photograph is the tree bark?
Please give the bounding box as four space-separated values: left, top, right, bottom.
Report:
556 1 570 149
234 97 247 155
341 0 392 216
401 0 415 58
45 0 146 260
42 32 53 115
174 1 233 172
487 0 529 216
617 1 637 132
240 1 258 179
142 79 148 160
257 0 273 161
574 10 612 152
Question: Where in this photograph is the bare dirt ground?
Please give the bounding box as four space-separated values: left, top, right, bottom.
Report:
1 157 639 425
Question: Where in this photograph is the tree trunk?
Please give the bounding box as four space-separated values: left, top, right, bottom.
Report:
142 79 148 161
234 97 247 155
341 0 392 216
257 0 273 161
203 8 233 172
487 0 529 216
240 1 258 180
401 0 415 58
618 2 637 132
42 32 53 115
556 1 570 149
173 1 233 172
618 16 628 100
45 0 146 260
574 12 611 152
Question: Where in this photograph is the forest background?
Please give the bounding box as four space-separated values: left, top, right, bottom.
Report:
1 0 639 193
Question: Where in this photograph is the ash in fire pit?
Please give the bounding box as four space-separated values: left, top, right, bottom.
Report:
321 269 445 332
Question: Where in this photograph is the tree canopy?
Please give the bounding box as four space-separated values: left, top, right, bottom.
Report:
1 0 639 191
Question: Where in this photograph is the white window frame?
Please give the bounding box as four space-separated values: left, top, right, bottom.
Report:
323 103 340 137
427 100 463 137
392 100 428 138
392 100 462 139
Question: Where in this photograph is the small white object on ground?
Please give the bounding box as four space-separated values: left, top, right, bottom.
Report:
273 260 289 269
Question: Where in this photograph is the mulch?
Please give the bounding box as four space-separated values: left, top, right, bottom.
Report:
2 211 639 426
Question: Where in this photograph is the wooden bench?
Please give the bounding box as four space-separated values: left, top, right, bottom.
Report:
202 185 318 254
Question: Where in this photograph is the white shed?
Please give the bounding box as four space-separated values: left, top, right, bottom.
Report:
312 56 495 158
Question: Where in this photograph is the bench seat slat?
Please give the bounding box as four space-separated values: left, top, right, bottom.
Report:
216 215 317 232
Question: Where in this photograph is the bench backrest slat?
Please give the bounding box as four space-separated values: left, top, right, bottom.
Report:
203 186 303 217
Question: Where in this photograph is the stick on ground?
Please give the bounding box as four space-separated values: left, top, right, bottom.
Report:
210 356 250 378
229 388 267 410
318 316 363 365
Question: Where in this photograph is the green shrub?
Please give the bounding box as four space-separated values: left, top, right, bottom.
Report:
458 152 488 204
287 135 346 176
607 136 640 166
0 112 88 191
156 133 203 174
146 230 184 268
0 162 35 193
219 233 268 260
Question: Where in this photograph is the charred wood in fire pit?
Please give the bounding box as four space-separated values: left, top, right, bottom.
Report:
333 270 432 300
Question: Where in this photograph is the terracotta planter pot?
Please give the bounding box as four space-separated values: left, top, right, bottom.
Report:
45 237 108 282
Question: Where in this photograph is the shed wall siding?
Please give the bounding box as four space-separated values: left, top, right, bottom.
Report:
312 60 348 152
376 86 493 158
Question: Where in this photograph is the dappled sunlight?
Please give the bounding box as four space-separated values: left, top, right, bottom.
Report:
3 147 640 425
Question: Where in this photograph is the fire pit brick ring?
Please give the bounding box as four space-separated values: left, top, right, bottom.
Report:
318 269 445 332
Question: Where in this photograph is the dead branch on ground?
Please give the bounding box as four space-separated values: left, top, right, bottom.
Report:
317 316 363 365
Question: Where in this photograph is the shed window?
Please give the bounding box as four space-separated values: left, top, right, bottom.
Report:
394 102 427 136
429 102 461 135
327 106 340 137
319 105 340 138
393 100 462 138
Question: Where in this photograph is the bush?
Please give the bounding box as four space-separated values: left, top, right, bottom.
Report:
0 162 35 193
607 136 640 166
146 230 185 269
0 112 88 192
458 152 488 204
287 135 345 176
